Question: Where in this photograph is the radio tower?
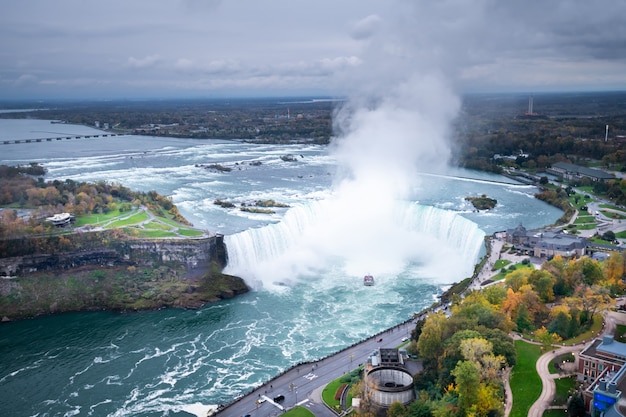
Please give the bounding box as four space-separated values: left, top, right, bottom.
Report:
525 94 535 116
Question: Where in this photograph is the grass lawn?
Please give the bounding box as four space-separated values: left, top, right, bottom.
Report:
600 203 626 213
178 228 205 237
132 229 178 238
553 376 576 405
493 259 511 270
491 263 534 281
74 208 129 226
282 407 315 417
106 211 149 228
510 340 542 417
573 215 595 224
322 378 343 409
615 324 626 342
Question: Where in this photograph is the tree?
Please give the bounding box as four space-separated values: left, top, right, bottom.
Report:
387 402 406 417
505 268 531 292
515 303 534 333
417 311 448 361
604 252 624 288
568 392 586 417
406 400 433 417
528 270 556 302
535 326 562 351
603 230 616 242
452 360 480 416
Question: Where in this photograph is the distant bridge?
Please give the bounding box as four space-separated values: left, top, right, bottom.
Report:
2 133 122 145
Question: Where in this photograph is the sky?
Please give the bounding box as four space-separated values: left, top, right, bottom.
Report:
1 0 626 100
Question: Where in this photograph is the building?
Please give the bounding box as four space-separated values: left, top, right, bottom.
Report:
547 162 614 183
362 348 415 413
45 213 75 227
505 224 588 258
578 335 626 414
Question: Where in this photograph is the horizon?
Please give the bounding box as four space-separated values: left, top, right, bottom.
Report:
1 89 626 105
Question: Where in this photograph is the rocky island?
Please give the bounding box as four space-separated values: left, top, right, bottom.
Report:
0 164 249 321
465 194 497 210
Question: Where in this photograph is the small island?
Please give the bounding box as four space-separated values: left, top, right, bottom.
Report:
465 194 497 210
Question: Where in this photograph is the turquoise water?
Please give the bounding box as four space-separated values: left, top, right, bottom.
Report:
0 120 562 416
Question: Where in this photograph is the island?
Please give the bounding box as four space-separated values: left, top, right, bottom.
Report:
465 194 497 210
0 163 249 321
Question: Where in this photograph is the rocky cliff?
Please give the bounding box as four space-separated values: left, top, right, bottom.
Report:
0 232 248 321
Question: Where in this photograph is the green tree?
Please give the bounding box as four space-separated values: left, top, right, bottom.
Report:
417 311 448 361
406 400 433 417
452 360 480 416
387 402 406 417
515 303 533 333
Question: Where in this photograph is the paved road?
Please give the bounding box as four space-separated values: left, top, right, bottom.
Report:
213 320 416 417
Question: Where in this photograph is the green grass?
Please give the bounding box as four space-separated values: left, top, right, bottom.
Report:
491 263 534 281
178 228 205 237
573 215 595 224
322 378 343 408
282 406 315 417
599 203 626 213
493 259 511 270
142 220 172 230
615 324 626 343
553 376 576 405
133 229 178 238
74 209 128 226
510 340 542 417
106 211 149 228
601 210 626 219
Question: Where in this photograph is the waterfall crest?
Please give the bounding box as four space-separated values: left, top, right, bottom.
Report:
224 201 485 289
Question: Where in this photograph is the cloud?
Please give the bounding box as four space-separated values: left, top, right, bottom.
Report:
1 0 626 98
127 55 162 69
350 14 381 40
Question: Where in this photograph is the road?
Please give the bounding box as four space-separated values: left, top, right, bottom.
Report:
213 320 417 417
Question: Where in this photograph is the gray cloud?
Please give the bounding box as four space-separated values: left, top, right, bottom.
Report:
1 0 624 99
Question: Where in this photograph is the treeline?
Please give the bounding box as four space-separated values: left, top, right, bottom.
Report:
386 252 623 417
0 163 189 239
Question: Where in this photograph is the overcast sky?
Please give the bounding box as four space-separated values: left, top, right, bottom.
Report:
2 0 626 100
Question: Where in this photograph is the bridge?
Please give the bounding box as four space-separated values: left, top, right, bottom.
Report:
2 133 122 145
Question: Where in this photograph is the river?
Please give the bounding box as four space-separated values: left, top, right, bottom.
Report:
0 119 562 417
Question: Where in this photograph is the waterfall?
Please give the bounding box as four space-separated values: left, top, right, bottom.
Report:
224 201 485 289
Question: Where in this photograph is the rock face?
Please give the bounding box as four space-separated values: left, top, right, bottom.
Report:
0 233 248 320
0 234 227 277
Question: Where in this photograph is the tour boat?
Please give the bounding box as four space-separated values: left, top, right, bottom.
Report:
363 275 374 286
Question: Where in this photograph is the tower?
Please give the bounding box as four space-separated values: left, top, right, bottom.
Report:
526 94 534 116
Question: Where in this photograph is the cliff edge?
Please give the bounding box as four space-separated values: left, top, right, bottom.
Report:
0 231 249 321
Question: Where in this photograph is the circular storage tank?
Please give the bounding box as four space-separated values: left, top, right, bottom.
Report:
365 366 415 407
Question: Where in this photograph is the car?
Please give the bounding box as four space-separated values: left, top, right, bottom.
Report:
401 337 409 342
274 395 285 403
377 338 383 342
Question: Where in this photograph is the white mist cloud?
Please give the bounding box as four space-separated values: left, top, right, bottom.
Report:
227 2 478 289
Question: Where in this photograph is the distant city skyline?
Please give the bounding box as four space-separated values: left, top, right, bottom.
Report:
2 0 626 100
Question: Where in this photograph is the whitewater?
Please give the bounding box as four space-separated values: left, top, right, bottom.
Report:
0 120 562 417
